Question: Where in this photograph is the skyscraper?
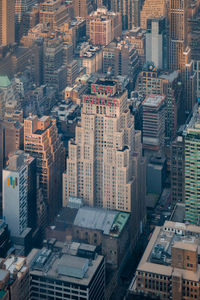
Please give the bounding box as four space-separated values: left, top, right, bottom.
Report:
110 0 141 30
168 0 196 114
146 17 166 69
140 0 166 30
3 151 36 236
64 76 146 225
0 120 24 215
0 0 15 46
184 104 200 225
24 115 65 221
73 0 93 18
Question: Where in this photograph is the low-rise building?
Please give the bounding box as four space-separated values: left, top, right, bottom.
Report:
130 221 200 300
27 242 105 300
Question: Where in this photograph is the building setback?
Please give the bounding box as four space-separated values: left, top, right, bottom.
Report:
24 115 65 221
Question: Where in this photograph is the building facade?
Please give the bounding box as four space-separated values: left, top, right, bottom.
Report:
24 115 65 221
130 221 200 300
184 104 200 225
0 0 15 46
3 150 36 236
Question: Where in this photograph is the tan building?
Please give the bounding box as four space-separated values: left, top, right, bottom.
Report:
24 115 65 221
87 8 122 46
122 27 146 68
137 64 182 141
140 0 166 30
0 256 30 300
39 0 71 30
73 0 93 18
168 0 196 113
130 221 200 300
63 76 146 243
0 0 15 46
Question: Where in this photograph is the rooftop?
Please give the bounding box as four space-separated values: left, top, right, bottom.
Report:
136 221 200 279
143 95 165 108
74 206 129 237
28 245 104 286
0 76 11 88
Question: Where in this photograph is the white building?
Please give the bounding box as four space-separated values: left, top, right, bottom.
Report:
146 17 166 69
3 151 34 236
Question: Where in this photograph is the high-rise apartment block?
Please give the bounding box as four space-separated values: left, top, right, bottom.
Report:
146 17 166 69
142 95 166 153
0 0 15 46
3 150 36 237
130 221 200 300
184 104 200 225
24 115 65 221
140 0 166 30
87 8 122 46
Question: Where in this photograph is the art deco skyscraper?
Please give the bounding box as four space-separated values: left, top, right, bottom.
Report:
63 77 146 216
24 115 65 221
0 0 15 46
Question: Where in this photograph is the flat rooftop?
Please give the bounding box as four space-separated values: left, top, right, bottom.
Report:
28 247 104 286
136 221 200 280
143 95 165 108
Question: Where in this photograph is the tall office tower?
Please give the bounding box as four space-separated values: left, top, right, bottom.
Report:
103 41 139 86
146 17 166 69
137 64 182 141
184 105 200 225
170 133 185 205
140 0 166 30
110 0 141 30
131 221 200 299
3 151 36 236
87 8 122 46
0 0 15 46
168 0 196 114
63 76 146 241
24 115 65 221
142 95 166 153
43 37 67 92
0 121 24 216
15 0 36 24
39 0 71 30
188 1 200 98
73 0 93 18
